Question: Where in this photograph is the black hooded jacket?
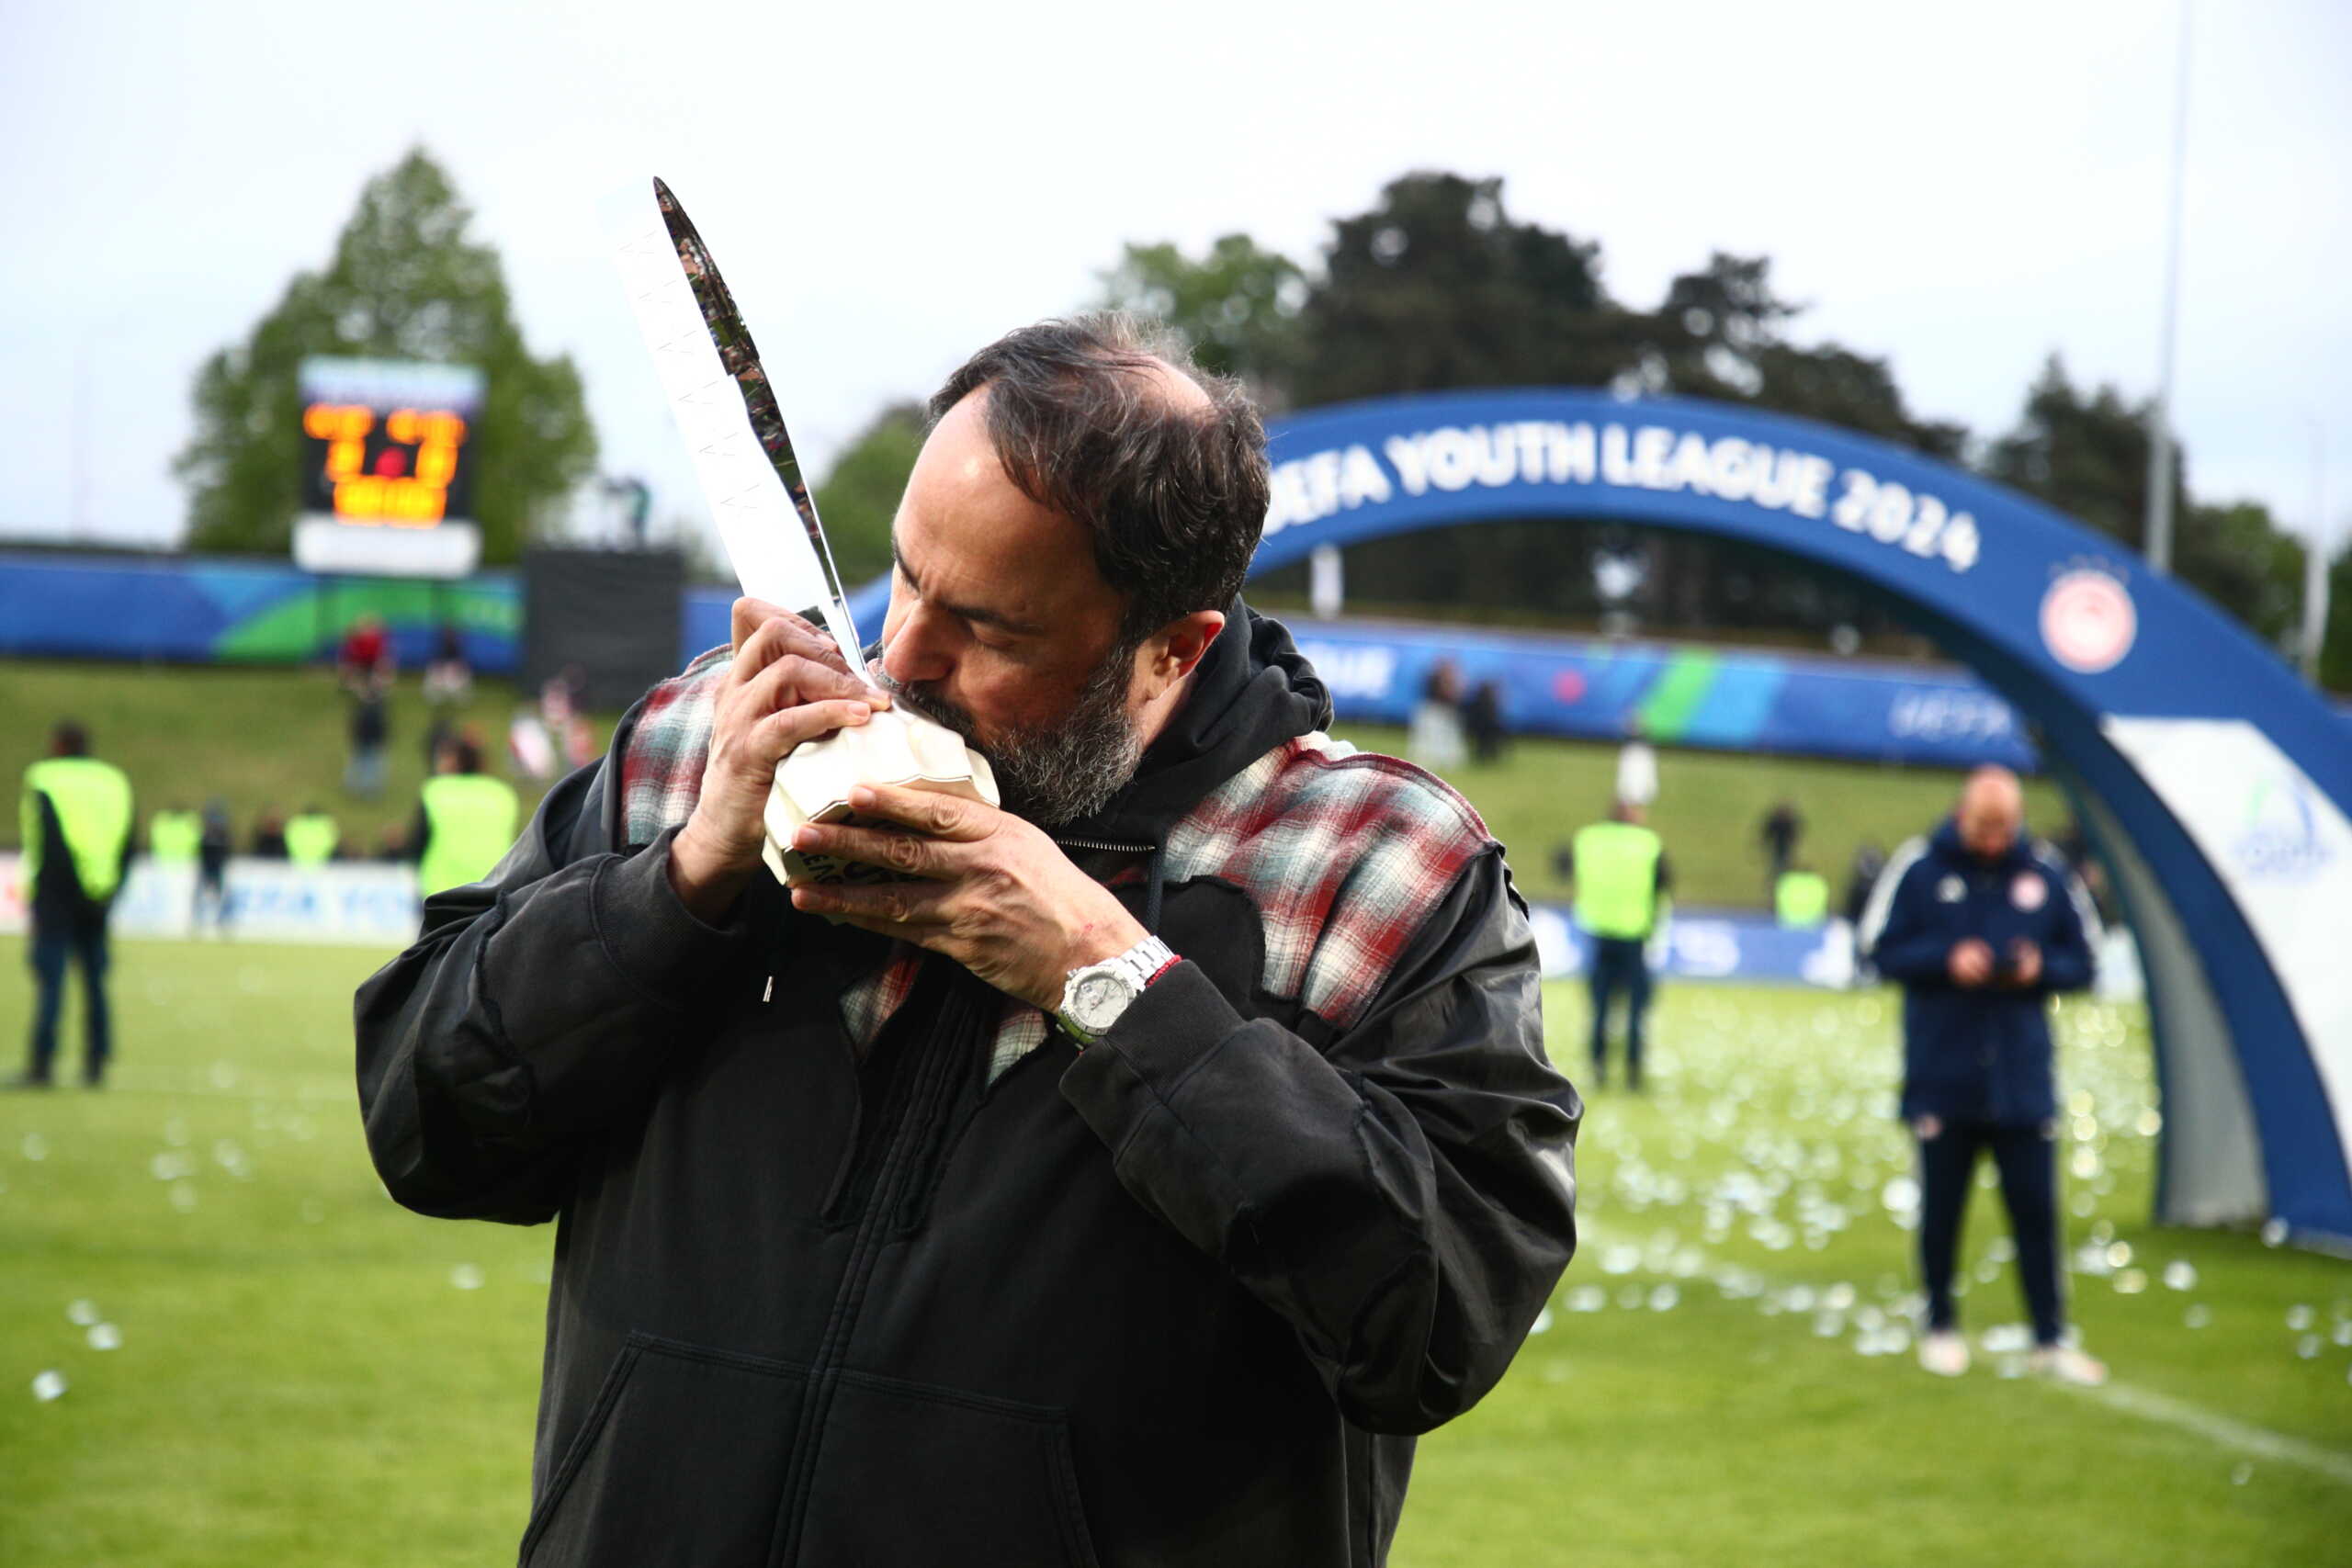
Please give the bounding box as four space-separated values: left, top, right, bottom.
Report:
356 607 1579 1567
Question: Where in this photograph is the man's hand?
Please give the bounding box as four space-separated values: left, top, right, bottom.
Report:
785 783 1148 1013
2005 939 2042 988
1948 938 1996 987
668 598 891 923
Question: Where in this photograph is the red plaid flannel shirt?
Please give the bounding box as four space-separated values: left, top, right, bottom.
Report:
619 649 1498 1079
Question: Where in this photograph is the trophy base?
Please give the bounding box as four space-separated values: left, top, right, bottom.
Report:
762 705 1000 893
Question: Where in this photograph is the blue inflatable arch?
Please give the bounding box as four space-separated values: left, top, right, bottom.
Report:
1250 389 2352 1245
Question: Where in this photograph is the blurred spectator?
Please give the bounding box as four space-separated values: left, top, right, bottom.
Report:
2050 817 2113 923
423 712 456 770
508 708 558 781
545 665 598 770
11 722 133 1089
149 802 201 865
371 823 411 863
196 799 234 935
251 807 289 859
1614 715 1658 807
1758 799 1804 896
1569 799 1671 1091
1464 680 1509 766
285 806 340 866
424 622 473 707
412 734 521 900
1408 658 1466 770
1842 840 1888 985
336 613 395 694
1842 840 1888 927
346 680 390 798
1773 863 1830 928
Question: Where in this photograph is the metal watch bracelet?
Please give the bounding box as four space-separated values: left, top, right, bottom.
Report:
1058 934 1177 1046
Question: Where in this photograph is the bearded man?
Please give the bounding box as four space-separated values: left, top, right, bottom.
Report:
356 315 1579 1568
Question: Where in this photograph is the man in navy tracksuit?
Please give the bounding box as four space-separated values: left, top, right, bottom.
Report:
1860 765 2107 1385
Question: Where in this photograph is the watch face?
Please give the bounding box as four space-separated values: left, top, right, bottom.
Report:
1073 971 1126 1028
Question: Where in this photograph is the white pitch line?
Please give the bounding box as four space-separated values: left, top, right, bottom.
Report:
2064 1380 2352 1485
1563 1223 2352 1487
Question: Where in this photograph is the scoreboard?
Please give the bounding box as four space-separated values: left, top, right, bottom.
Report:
293 357 484 577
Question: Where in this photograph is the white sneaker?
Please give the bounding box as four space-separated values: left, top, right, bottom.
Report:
2029 1344 2108 1386
1917 1329 1971 1377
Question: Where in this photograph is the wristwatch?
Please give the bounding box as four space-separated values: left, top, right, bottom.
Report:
1058 934 1177 1047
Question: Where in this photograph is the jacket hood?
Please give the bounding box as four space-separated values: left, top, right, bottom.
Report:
1929 816 2029 870
1055 601 1330 847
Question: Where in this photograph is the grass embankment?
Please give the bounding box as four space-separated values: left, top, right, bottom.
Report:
0 661 2059 908
0 661 611 861
0 940 2344 1565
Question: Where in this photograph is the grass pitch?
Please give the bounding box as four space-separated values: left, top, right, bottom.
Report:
2 942 2346 1566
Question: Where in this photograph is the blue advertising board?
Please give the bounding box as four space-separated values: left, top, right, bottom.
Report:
1284 616 2035 768
0 551 519 670
1528 903 1854 988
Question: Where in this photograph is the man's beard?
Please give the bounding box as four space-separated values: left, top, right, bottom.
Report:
876 642 1145 829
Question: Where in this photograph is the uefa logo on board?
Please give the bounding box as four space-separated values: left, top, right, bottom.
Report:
2040 569 2137 674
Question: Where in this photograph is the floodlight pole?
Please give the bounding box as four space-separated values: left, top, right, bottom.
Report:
2143 0 2192 574
71 333 95 541
1310 543 1344 619
2302 422 2330 681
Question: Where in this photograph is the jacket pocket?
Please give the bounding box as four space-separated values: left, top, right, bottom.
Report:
520 1333 807 1568
794 1371 1102 1568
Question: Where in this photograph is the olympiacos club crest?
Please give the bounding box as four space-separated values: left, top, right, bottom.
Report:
2040 570 2137 674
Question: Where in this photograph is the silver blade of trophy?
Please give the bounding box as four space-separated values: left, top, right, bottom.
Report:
609 176 865 670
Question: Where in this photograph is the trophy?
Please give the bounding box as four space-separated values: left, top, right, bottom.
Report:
611 178 997 887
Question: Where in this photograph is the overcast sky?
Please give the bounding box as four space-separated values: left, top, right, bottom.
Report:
3 0 2346 559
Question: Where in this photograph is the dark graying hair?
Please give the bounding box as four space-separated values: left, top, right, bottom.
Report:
927 313 1269 644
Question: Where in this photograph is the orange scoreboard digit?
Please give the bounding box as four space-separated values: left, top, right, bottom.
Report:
295 357 484 576
301 401 470 524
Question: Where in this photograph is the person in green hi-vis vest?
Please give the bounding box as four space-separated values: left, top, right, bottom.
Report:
1569 800 1671 1091
149 806 202 864
284 807 341 867
1773 866 1831 929
12 722 134 1089
412 735 521 901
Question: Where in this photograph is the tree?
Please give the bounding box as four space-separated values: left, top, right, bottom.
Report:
1098 235 1304 388
1745 342 1969 460
174 148 596 563
1984 356 2177 545
1260 174 1636 627
1985 357 2305 646
2180 500 2307 648
811 401 926 588
2324 546 2352 694
1288 172 1630 408
1645 254 1967 458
